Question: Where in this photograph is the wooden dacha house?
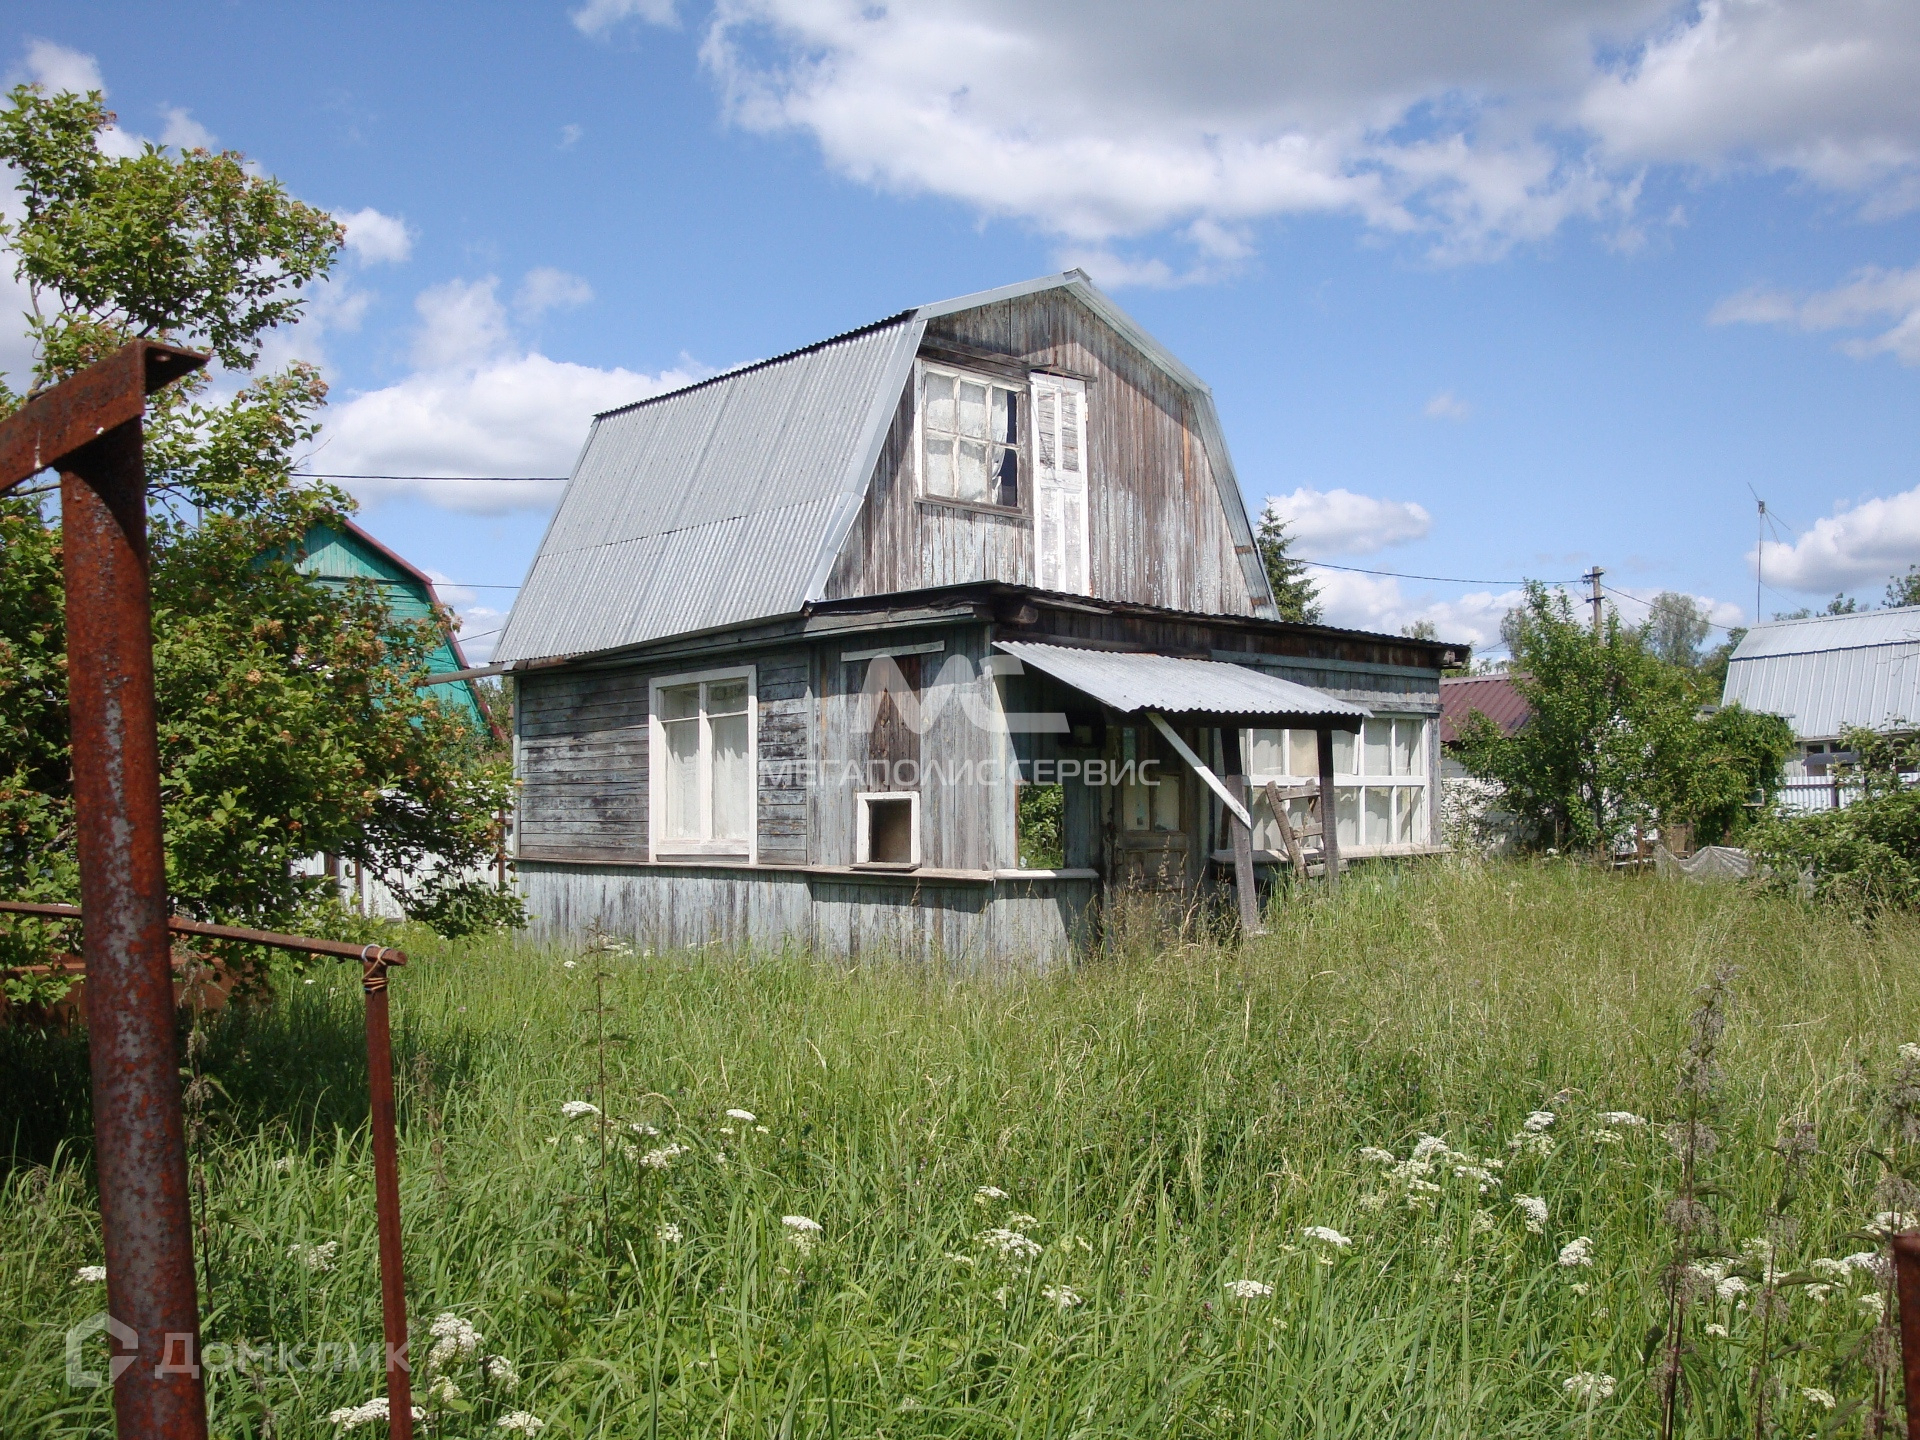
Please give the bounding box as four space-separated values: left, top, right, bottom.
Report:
495 273 1463 962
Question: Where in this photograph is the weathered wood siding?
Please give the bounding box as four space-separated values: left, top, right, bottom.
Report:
824 289 1256 615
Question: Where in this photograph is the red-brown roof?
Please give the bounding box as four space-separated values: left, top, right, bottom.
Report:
1440 674 1530 746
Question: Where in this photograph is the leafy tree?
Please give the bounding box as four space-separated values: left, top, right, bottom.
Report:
1254 503 1322 623
1458 583 1791 851
1774 594 1861 621
1750 725 1920 912
0 84 520 969
1400 619 1438 640
1887 566 1920 609
1643 591 1711 668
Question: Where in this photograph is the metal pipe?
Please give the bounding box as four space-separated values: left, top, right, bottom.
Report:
361 955 414 1440
0 900 405 966
63 418 207 1440
1892 1230 1920 1440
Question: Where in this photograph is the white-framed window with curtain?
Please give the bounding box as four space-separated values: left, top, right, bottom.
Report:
649 665 756 860
1244 715 1433 853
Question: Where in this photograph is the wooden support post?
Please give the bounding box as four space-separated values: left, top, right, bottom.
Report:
1219 729 1263 938
1316 725 1343 893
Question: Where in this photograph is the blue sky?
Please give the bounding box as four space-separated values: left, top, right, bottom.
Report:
10 3 1920 661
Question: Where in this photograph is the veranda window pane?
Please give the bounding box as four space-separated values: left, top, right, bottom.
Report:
659 683 700 722
925 437 955 496
1332 728 1355 775
663 719 700 840
955 440 991 502
1335 785 1359 847
958 380 990 439
1397 786 1425 845
1365 786 1393 844
710 711 751 841
1364 720 1392 777
706 679 748 716
1287 729 1318 777
1151 771 1181 832
1247 729 1285 775
1393 719 1421 776
924 373 955 433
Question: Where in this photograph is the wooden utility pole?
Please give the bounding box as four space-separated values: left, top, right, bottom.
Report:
1583 566 1605 636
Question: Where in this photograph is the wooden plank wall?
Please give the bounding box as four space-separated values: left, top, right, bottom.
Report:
824 289 1255 616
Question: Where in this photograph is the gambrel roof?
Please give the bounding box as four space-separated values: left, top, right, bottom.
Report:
495 272 1273 664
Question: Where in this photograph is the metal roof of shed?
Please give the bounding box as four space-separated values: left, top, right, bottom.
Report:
1722 606 1920 739
995 640 1370 724
494 272 1275 664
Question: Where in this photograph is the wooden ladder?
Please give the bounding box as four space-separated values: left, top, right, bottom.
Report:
1259 781 1327 880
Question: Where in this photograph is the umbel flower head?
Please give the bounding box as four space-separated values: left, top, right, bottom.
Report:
1563 1372 1616 1403
73 1265 107 1285
561 1100 600 1120
1301 1226 1351 1249
1224 1279 1273 1300
329 1396 427 1428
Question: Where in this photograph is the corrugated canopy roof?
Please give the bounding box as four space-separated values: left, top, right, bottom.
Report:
995 641 1369 724
495 271 1276 664
1724 607 1920 739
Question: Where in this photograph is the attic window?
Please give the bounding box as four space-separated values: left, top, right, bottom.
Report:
920 364 1020 509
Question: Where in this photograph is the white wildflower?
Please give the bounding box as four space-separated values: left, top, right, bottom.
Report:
1803 1387 1836 1410
897 1397 923 1412
1715 1276 1748 1301
1513 1195 1548 1233
718 1126 734 1136
562 960 577 970
974 1185 1010 1203
1558 1237 1595 1268
756 1125 769 1134
1810 1257 1851 1281
426 1374 461 1407
329 1397 425 1428
73 1265 107 1285
273 1156 295 1174
1871 1212 1919 1236
426 1313 482 1372
726 1108 757 1122
289 1241 339 1272
1224 1279 1273 1300
945 1252 976 1268
1523 1111 1556 1132
655 1222 683 1244
1357 1147 1396 1165
783 1214 823 1253
1562 1372 1616 1403
1705 1323 1729 1338
1861 1291 1887 1318
1588 1128 1623 1145
1471 1210 1496 1234
1569 1281 1591 1296
497 1413 546 1434
1507 1131 1556 1157
1411 1135 1452 1161
482 1354 519 1389
1454 1164 1498 1191
641 1143 687 1170
1742 1237 1773 1260
1301 1226 1352 1249
560 1100 600 1120
1008 1212 1041 1229
1687 1260 1729 1284
1357 1191 1388 1212
1807 1283 1833 1302
1597 1111 1646 1127
630 1123 660 1137
1902 1043 1920 1064
1042 1283 1083 1310
1844 1251 1891 1282
978 1228 1045 1266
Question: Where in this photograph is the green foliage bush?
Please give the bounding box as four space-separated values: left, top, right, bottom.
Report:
1750 727 1920 912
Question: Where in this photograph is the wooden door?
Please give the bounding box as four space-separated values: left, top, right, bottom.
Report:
1031 373 1090 595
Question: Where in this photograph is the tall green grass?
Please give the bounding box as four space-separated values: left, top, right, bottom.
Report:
6 859 1919 1438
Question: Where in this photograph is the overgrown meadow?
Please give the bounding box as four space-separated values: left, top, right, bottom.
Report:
6 860 1920 1438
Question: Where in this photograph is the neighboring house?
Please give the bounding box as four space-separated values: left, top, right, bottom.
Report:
493 271 1465 963
293 519 496 736
290 519 499 915
1437 673 1531 851
1722 606 1920 811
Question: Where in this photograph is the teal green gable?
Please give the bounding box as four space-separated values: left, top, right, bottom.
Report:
293 523 492 734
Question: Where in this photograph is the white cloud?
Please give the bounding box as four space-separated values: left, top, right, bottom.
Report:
1310 568 1528 652
1261 486 1432 557
1751 484 1920 593
672 0 1920 270
339 207 415 266
158 106 216 151
312 270 698 514
572 0 678 38
1711 262 1920 364
514 267 594 320
427 576 511 665
1424 390 1472 420
559 123 584 149
18 38 102 94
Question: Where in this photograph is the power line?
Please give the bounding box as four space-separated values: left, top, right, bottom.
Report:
1301 558 1575 587
1600 583 1743 634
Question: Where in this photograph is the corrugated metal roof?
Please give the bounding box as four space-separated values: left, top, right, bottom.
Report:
1729 606 1920 659
995 640 1370 721
1439 674 1530 745
1723 641 1920 739
497 271 1284 664
496 318 923 662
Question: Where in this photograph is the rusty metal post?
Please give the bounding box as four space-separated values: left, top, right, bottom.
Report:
0 342 209 1440
361 952 414 1440
1893 1231 1920 1440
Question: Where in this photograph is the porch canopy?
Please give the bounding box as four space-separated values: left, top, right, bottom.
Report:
993 640 1370 730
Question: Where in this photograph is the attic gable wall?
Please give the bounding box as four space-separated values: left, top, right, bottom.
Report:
823 290 1259 615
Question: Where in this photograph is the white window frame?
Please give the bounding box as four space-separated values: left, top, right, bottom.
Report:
855 790 921 867
1244 715 1433 854
915 360 1025 513
649 664 757 862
